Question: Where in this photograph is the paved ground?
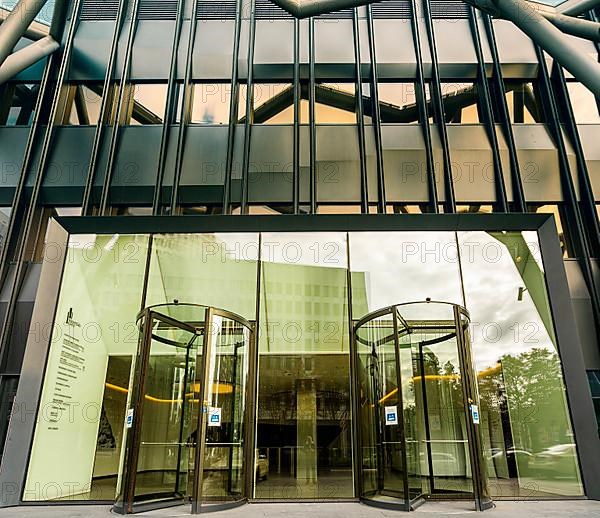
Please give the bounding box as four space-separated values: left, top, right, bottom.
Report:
0 500 599 517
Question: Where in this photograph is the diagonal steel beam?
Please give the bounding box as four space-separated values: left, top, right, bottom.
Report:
0 7 49 41
0 34 57 85
465 0 600 96
0 0 50 66
542 11 600 42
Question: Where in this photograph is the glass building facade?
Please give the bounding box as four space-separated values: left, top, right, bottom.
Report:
0 0 599 513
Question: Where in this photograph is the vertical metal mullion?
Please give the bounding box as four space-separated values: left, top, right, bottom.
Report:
222 0 245 214
352 9 368 214
99 0 142 215
240 0 257 214
454 306 486 511
391 310 410 509
552 64 600 254
409 0 438 213
467 7 508 213
121 308 155 511
481 13 526 213
365 5 385 213
0 0 76 285
170 0 200 214
81 0 130 215
293 19 300 214
152 0 187 215
309 17 317 214
535 45 600 334
192 307 215 514
420 0 455 213
346 233 361 498
244 233 261 499
0 0 83 368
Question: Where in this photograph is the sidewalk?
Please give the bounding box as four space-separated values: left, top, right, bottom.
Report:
0 500 599 517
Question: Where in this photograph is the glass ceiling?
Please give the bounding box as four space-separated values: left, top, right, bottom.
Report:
1 0 55 25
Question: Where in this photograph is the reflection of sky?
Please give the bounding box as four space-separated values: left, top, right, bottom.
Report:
1 0 55 24
349 232 464 309
349 230 554 372
260 232 348 268
458 231 554 371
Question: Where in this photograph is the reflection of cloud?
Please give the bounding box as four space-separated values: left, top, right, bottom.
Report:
458 231 554 371
349 232 463 308
349 230 555 372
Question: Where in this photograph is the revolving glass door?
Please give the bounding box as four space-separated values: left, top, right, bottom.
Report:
113 303 253 514
355 301 492 511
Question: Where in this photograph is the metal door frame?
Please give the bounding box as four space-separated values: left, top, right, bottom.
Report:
115 308 205 514
353 302 493 512
114 305 254 514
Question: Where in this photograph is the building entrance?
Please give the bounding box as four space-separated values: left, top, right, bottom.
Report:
354 302 493 511
113 304 253 514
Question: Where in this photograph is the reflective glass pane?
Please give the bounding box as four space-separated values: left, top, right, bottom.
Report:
24 234 150 501
255 233 353 499
458 230 584 497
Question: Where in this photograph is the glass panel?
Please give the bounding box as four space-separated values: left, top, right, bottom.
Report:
355 311 407 506
144 233 259 321
397 316 427 502
348 231 464 316
200 314 250 503
132 314 201 502
24 234 150 501
255 233 354 499
458 230 584 497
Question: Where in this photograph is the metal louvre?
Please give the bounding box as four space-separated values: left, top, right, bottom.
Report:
138 0 179 20
79 0 120 21
371 0 412 19
315 8 354 19
255 0 293 19
196 0 237 19
430 0 470 19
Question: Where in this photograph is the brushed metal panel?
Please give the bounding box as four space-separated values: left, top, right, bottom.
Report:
315 19 354 64
181 125 230 186
432 20 478 79
130 21 176 80
316 125 361 203
192 20 235 80
577 124 600 201
42 126 95 204
495 125 513 202
373 19 417 79
69 21 116 81
111 126 162 203
0 127 29 193
255 20 294 65
492 19 538 79
381 124 429 203
248 125 293 203
447 124 496 203
513 124 562 202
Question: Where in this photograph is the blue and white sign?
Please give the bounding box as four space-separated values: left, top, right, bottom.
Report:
385 405 398 426
126 408 134 428
208 407 222 427
470 404 480 425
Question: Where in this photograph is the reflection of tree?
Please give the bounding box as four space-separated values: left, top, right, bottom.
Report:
500 348 571 453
